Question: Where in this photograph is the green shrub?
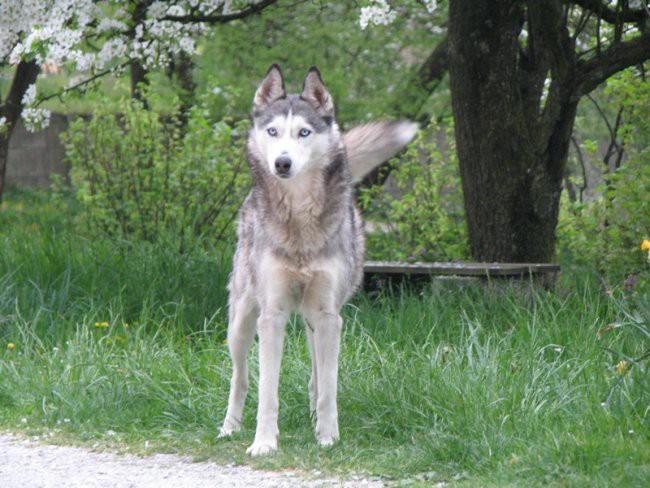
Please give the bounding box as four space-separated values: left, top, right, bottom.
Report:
558 69 650 279
360 120 469 262
558 158 650 278
63 97 250 251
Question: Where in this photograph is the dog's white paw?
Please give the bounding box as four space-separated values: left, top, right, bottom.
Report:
217 426 236 439
246 440 278 457
317 435 338 447
316 420 339 447
217 419 241 439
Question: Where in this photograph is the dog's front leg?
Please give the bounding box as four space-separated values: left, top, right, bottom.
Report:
246 308 288 457
302 270 343 447
219 295 257 438
311 311 342 446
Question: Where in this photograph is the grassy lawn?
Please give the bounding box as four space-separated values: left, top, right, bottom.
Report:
1 188 648 486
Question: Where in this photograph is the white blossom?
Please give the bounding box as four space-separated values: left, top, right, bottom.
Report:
424 0 438 13
97 39 127 69
2 0 218 74
359 0 438 30
166 5 187 17
198 0 226 15
21 107 51 132
0 0 254 132
22 84 37 106
148 1 170 19
96 18 128 33
359 1 397 30
73 52 97 73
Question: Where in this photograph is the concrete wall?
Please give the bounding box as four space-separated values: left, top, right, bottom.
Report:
6 113 70 187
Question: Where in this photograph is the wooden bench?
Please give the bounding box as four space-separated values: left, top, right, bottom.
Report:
364 260 560 289
364 261 560 277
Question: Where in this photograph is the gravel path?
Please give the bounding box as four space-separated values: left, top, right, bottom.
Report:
0 434 383 488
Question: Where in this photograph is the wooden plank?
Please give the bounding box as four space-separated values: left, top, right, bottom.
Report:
364 260 560 277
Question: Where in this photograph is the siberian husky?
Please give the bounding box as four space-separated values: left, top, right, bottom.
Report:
219 65 417 456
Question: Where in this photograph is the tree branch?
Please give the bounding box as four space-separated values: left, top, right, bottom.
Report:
570 136 588 202
35 66 124 107
570 0 649 24
586 93 618 147
162 0 278 24
573 30 650 99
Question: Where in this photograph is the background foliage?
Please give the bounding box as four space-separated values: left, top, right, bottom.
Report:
63 90 250 252
360 120 468 262
559 68 650 280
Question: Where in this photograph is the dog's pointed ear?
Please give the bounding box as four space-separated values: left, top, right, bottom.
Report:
300 67 334 116
254 64 286 111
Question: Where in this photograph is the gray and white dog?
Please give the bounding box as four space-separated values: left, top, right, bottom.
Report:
219 65 417 456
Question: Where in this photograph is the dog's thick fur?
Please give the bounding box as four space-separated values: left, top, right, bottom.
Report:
219 65 417 456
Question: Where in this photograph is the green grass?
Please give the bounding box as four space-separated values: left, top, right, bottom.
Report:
1 187 649 486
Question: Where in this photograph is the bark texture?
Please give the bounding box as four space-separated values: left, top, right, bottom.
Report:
0 60 40 204
447 0 648 263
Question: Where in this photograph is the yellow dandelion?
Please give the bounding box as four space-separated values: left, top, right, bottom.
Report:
7 342 15 351
94 321 110 328
641 239 650 251
615 360 629 376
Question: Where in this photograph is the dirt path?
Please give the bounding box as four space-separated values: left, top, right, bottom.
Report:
0 434 382 487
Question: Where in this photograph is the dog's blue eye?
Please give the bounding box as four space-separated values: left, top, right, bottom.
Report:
299 128 311 138
267 127 278 136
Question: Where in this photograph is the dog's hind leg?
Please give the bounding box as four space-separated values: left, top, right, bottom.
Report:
219 294 257 438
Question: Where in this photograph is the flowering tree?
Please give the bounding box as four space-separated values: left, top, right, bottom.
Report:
0 0 278 203
360 0 650 263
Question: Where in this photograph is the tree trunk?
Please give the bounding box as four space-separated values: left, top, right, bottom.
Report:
448 0 576 263
167 51 196 126
129 1 150 104
0 60 40 204
0 133 11 204
130 60 149 103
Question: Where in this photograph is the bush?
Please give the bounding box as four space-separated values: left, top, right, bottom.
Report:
63 96 250 251
558 158 650 278
360 120 469 262
558 69 650 279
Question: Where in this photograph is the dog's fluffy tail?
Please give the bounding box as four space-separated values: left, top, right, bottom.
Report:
343 120 419 183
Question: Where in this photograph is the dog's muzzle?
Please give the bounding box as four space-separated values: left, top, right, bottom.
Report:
274 156 292 177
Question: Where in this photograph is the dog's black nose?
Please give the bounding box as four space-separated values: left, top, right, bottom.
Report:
275 156 292 175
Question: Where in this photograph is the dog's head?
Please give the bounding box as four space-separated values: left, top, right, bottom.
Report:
250 65 338 180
